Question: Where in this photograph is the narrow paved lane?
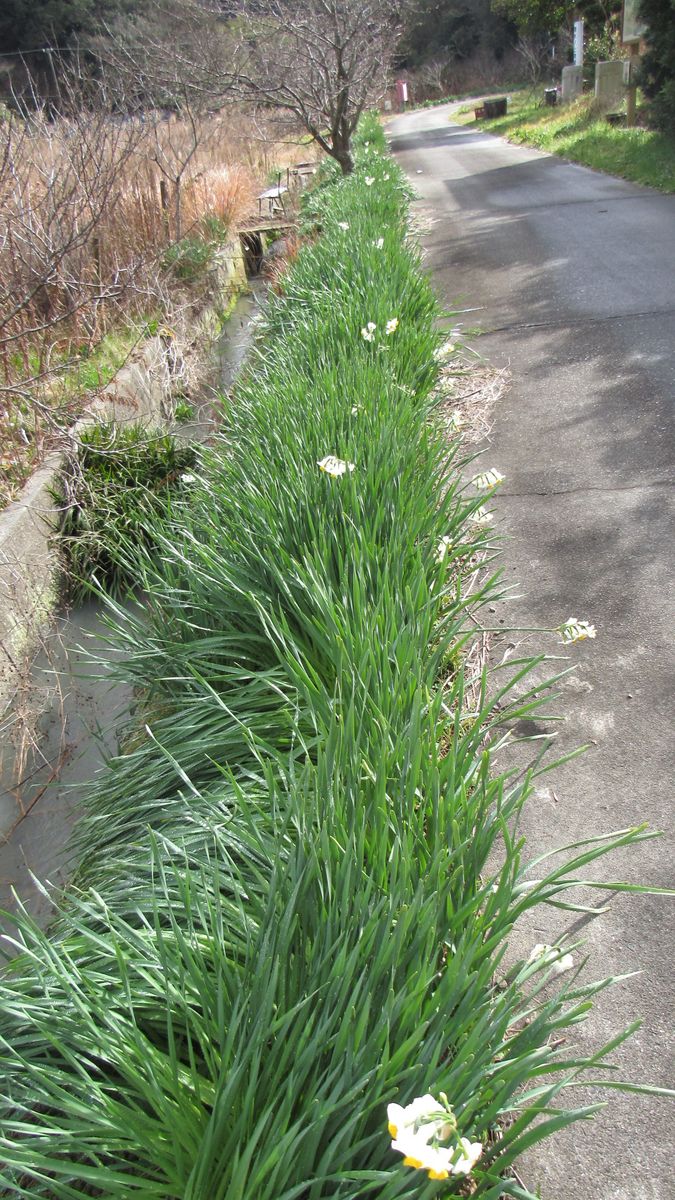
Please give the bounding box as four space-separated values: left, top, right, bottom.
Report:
390 106 675 1200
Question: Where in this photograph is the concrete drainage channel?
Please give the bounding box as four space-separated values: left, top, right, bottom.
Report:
0 284 262 932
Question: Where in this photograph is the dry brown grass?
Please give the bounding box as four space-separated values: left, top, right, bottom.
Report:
436 354 510 446
0 101 309 506
434 345 511 734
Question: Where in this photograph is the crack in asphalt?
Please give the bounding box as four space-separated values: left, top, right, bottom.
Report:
440 186 664 212
476 306 675 335
501 478 673 498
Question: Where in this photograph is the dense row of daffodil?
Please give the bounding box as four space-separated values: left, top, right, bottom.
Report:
0 115 650 1199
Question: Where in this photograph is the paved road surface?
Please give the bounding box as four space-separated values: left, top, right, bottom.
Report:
389 105 674 1200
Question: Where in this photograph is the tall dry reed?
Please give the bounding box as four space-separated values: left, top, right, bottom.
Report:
0 98 277 505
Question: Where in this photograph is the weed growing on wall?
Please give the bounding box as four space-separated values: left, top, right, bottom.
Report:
52 421 197 602
0 115 668 1199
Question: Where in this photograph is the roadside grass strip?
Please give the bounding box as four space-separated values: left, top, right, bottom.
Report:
0 117 666 1199
453 94 675 193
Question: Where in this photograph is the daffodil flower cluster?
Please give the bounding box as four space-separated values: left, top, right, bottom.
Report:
471 468 504 491
434 328 462 361
469 505 493 528
387 1094 483 1182
361 318 399 341
317 456 355 478
558 618 597 644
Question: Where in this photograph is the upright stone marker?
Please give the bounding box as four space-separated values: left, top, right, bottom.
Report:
561 64 583 102
573 19 584 66
595 60 626 108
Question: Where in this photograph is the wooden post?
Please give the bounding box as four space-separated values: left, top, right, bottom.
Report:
91 234 104 336
159 178 170 239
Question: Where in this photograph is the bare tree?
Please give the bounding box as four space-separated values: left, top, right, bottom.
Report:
151 93 202 241
515 33 554 91
414 57 451 100
0 50 258 507
229 0 399 173
99 0 400 175
0 65 146 399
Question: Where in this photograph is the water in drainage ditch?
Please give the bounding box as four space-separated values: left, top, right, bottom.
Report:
0 288 261 932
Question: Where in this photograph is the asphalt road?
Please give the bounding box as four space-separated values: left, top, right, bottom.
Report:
389 105 675 1200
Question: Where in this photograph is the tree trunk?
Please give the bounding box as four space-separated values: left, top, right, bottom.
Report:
332 144 354 175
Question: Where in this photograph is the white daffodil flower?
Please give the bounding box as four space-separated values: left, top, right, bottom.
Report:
317 456 355 477
385 317 399 335
446 410 464 432
451 1138 484 1176
365 176 375 186
180 473 196 484
374 237 385 249
469 506 493 527
527 944 574 974
351 404 362 416
392 1133 454 1180
337 221 349 231
528 942 552 962
471 468 504 491
558 618 597 644
387 1094 444 1140
383 173 390 180
434 340 457 361
387 1094 482 1181
390 1128 482 1181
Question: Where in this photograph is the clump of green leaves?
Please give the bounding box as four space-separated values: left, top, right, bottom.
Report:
53 420 196 602
173 396 195 423
200 213 230 241
161 217 232 282
0 111 666 1199
162 235 214 282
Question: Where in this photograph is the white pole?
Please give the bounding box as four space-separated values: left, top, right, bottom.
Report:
573 19 584 66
